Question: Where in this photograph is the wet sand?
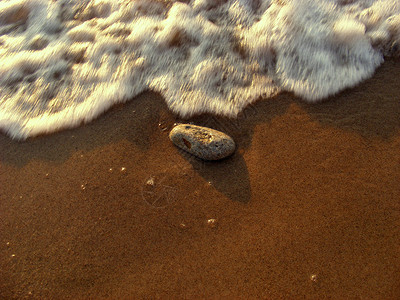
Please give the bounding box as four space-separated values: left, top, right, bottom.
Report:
1 59 400 299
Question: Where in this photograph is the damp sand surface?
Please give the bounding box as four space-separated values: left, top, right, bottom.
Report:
1 60 400 299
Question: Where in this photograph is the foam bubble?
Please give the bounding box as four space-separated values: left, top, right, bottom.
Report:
0 0 399 139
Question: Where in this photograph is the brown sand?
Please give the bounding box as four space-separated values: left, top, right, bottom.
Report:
1 59 400 299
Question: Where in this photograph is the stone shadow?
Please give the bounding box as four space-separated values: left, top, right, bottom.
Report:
172 97 291 204
176 150 251 204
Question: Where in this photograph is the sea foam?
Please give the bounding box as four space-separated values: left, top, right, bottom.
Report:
0 0 399 140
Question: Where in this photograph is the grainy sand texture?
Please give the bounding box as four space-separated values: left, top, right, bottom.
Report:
1 59 400 299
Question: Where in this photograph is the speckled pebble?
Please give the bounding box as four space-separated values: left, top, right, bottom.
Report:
169 124 235 160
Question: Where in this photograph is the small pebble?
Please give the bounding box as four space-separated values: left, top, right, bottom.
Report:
310 274 318 282
146 177 155 186
169 124 235 160
207 218 218 228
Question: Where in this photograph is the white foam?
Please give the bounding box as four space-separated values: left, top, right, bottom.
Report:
0 0 399 139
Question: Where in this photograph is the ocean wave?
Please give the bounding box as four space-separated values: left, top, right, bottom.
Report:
0 0 399 139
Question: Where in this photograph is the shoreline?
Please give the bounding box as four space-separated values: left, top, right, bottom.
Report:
1 59 399 299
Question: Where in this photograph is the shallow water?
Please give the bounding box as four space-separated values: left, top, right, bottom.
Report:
0 0 399 139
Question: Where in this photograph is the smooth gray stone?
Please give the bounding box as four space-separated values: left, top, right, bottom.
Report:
169 124 236 160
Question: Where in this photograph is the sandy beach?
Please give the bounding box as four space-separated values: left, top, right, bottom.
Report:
1 59 399 299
